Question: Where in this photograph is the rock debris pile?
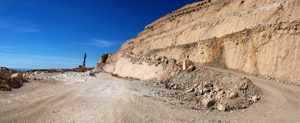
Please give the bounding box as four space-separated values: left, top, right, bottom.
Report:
0 67 27 91
156 66 261 111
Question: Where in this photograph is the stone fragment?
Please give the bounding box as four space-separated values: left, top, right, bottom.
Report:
217 104 226 111
173 85 177 89
217 90 224 95
203 88 210 93
239 82 248 90
11 73 25 80
252 95 261 102
169 83 175 87
186 65 195 72
193 83 198 88
201 98 216 108
229 92 238 99
186 88 195 93
204 82 213 87
183 59 193 70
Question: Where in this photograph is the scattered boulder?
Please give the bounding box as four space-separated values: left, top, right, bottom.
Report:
201 98 216 108
217 103 226 111
186 65 195 72
204 81 213 88
183 59 193 70
186 87 195 93
229 92 238 99
11 73 25 79
251 95 261 103
0 68 27 91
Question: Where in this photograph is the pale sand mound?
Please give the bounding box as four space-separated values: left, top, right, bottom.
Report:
27 71 95 84
49 72 95 84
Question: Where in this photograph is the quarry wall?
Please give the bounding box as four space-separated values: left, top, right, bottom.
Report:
95 0 300 83
146 21 300 82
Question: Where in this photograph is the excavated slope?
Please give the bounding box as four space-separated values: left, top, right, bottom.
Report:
95 0 300 84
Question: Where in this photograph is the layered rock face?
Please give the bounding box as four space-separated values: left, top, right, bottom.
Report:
95 0 300 83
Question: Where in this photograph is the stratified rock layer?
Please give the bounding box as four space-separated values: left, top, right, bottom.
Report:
95 0 300 84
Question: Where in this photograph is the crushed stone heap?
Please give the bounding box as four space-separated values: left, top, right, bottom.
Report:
159 67 261 111
0 67 27 91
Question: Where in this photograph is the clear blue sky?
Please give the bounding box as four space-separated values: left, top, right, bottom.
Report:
0 0 199 69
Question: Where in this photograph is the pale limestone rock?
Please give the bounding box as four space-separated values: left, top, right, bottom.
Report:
183 59 193 71
217 104 226 111
229 92 238 99
11 73 24 79
186 65 195 72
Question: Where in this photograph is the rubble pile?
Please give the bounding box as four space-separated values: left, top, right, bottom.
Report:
0 67 27 91
157 66 261 111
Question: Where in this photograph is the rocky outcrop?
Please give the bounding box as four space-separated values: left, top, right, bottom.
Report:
95 0 300 84
109 53 181 81
146 21 300 83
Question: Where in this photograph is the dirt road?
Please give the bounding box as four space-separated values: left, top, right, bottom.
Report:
0 71 300 123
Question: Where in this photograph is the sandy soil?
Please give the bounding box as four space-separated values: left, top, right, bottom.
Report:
0 69 300 123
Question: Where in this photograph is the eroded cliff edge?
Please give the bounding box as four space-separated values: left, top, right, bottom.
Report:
95 0 300 85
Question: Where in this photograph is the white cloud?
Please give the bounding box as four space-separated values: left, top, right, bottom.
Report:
0 20 40 33
95 40 115 47
82 39 116 47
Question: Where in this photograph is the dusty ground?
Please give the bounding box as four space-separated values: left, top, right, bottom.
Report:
0 68 300 123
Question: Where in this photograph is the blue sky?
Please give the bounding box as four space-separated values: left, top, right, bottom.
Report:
0 0 199 69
